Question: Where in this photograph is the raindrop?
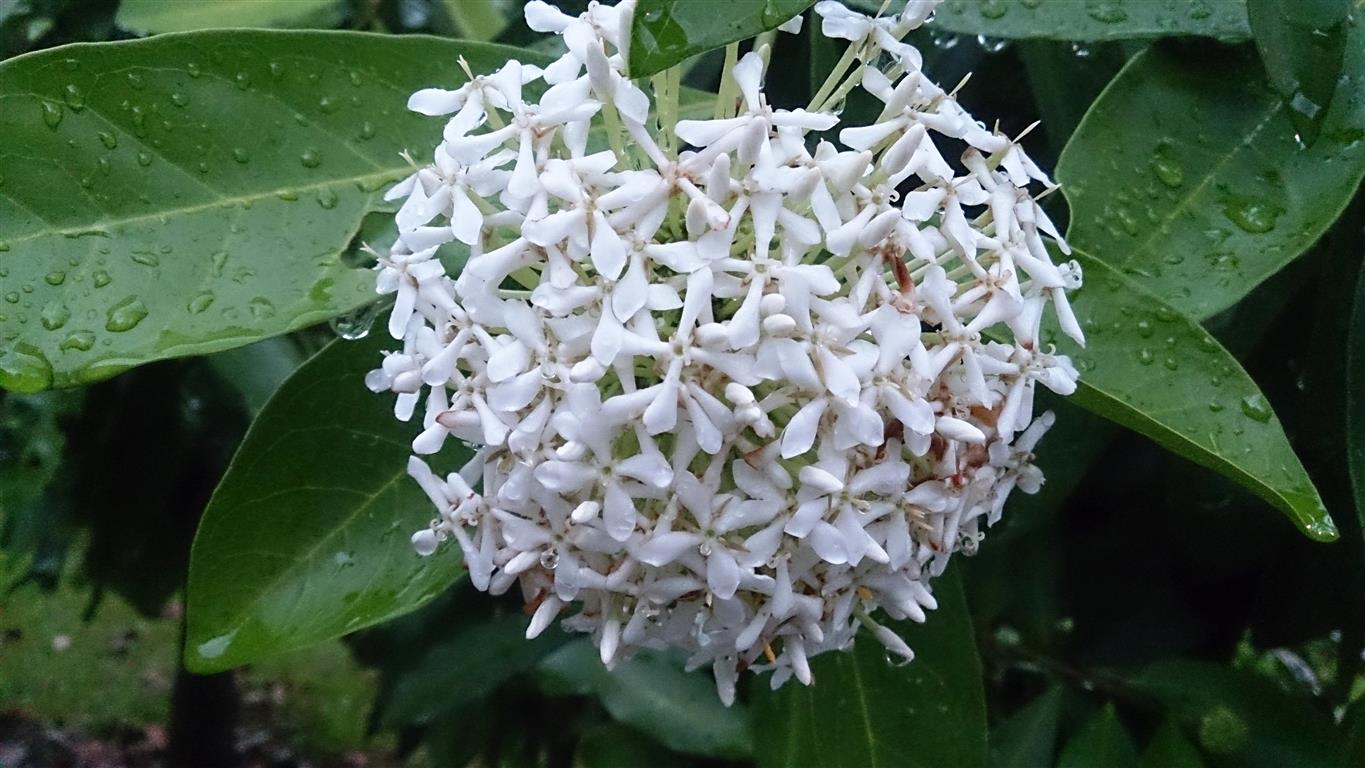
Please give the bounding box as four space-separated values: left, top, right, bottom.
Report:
539 549 559 569
329 303 381 340
268 61 285 79
126 72 146 90
234 71 251 90
1162 357 1178 371
317 188 339 209
131 252 159 268
186 61 202 78
698 541 712 556
59 331 95 352
98 131 117 150
1222 197 1281 234
196 161 210 174
929 29 960 49
137 151 152 167
300 148 322 168
1239 394 1272 423
1085 2 1128 23
62 83 85 111
171 92 189 107
1208 400 1225 413
187 291 215 314
979 0 1007 19
232 147 251 164
975 34 1008 53
40 302 70 331
247 297 276 319
104 296 149 332
44 271 66 286
358 121 376 140
1136 319 1153 338
4 292 18 304
319 96 339 113
41 101 63 130
1070 41 1092 58
884 652 913 668
93 270 112 287
1137 348 1155 365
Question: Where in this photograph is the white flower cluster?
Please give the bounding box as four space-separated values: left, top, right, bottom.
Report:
368 0 1082 703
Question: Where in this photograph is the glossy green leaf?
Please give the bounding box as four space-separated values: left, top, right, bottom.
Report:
377 611 568 727
1057 704 1139 768
1142 719 1208 768
185 333 466 673
1131 660 1341 768
988 686 1063 768
1057 26 1365 320
858 0 1250 41
1348 244 1365 538
1057 249 1334 540
117 0 343 33
1247 0 1350 146
627 0 816 77
539 641 753 759
752 567 985 768
0 32 540 392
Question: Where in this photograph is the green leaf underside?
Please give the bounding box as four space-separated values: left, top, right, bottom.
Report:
1247 0 1351 147
627 0 817 78
540 642 754 759
856 0 1250 41
184 333 466 673
1055 249 1333 540
116 0 343 34
752 568 986 768
1058 25 1365 320
0 32 550 392
1058 705 1139 768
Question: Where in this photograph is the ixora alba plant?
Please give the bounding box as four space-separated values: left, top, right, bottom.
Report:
367 0 1083 703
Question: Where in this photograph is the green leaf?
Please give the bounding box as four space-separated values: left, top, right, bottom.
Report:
1348 237 1365 539
1247 0 1351 146
1131 660 1341 768
1057 27 1365 320
859 0 1250 41
441 0 508 42
1057 249 1334 540
1142 719 1208 768
575 724 689 768
117 0 343 33
988 686 1063 768
184 333 465 673
377 611 569 727
1057 704 1139 768
0 31 540 392
627 0 816 77
752 567 985 768
539 641 753 759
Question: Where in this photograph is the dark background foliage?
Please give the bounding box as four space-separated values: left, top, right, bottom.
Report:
1 1 1362 766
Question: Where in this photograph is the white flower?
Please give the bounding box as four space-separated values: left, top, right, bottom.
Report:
371 0 1082 705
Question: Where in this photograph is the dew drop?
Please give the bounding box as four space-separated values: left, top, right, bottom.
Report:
62 83 85 111
1239 393 1272 423
187 291 215 314
884 651 913 668
171 91 189 107
40 302 70 331
59 331 95 352
125 71 146 90
300 148 322 168
1085 2 1128 23
186 61 202 78
234 71 251 89
3 292 18 304
268 60 285 79
1163 356 1179 371
232 147 250 164
979 0 1007 19
329 303 381 340
539 549 559 569
98 131 117 150
105 297 149 332
1222 197 1281 234
1208 400 1225 413
1136 319 1153 338
40 101 63 130
137 151 152 167
319 95 339 113
1137 348 1155 365
358 120 376 140
130 251 159 268
316 188 339 209
247 297 276 319
93 270 112 288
